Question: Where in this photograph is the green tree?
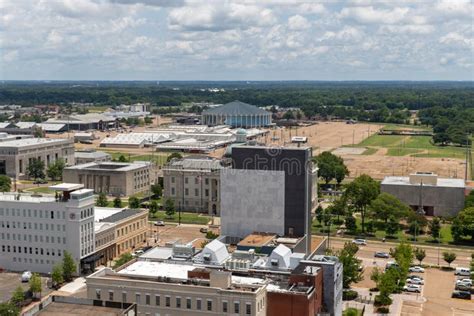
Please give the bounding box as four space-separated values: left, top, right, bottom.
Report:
62 251 77 282
10 286 25 306
27 158 45 180
51 264 64 287
375 268 398 306
144 116 153 124
166 152 183 162
113 253 133 269
337 242 363 288
128 196 140 209
96 192 108 207
450 207 474 242
314 151 349 185
113 196 123 208
385 216 399 237
164 198 175 218
414 248 426 265
283 110 295 120
345 216 357 232
429 217 441 241
344 174 380 234
370 193 411 224
465 191 474 208
0 302 20 316
118 155 128 162
46 159 65 181
29 273 42 299
370 267 382 287
0 175 11 192
443 252 456 267
149 200 159 213
389 243 413 285
151 183 162 197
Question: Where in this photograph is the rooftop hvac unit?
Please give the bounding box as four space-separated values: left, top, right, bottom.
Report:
271 259 279 266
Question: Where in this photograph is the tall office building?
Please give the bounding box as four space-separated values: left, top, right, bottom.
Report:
0 183 95 274
221 145 317 245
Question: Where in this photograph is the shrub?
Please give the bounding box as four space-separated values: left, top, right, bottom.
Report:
342 290 358 301
377 306 390 314
374 294 392 306
343 308 359 316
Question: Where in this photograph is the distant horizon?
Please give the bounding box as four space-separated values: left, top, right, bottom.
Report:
2 79 474 83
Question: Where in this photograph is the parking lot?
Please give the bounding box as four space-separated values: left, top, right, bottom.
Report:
0 272 52 303
148 223 209 247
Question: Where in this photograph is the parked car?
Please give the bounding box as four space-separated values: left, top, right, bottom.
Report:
452 290 471 300
455 267 471 276
403 284 422 293
385 261 399 271
456 279 472 286
409 266 425 273
154 221 165 226
141 246 152 253
352 239 367 246
406 277 424 285
455 283 471 291
21 271 32 282
200 228 208 233
407 275 424 281
374 251 390 258
132 250 144 257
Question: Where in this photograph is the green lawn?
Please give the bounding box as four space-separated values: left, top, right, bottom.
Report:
149 211 210 225
343 307 363 316
26 186 55 194
382 123 432 131
357 135 405 147
104 151 171 166
386 148 423 156
362 147 378 155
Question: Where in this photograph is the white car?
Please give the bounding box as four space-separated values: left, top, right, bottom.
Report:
352 239 367 246
21 271 32 282
409 266 425 273
132 250 144 257
456 279 472 286
403 284 422 293
406 277 424 285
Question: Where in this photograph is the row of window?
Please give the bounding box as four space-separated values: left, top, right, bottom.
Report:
1 233 66 244
2 245 64 257
171 176 211 185
80 208 94 219
12 257 59 266
1 221 66 232
117 219 146 238
0 208 65 220
96 290 253 315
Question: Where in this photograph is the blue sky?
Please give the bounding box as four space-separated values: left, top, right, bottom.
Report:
1 0 473 80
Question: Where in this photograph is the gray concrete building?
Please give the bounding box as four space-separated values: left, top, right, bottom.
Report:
63 161 154 197
0 138 75 179
163 157 226 215
381 172 465 217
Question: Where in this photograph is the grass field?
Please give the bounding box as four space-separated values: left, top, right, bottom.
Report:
382 123 432 131
362 147 378 155
149 211 210 225
357 134 405 147
104 151 170 166
386 148 423 156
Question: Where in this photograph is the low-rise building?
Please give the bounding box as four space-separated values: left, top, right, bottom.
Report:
46 113 119 131
0 183 95 274
75 150 111 165
0 138 75 179
381 172 466 217
163 157 225 215
63 161 154 196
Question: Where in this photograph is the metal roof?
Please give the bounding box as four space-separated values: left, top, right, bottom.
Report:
202 100 270 116
99 209 144 223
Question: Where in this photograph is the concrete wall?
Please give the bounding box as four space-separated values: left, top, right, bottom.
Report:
220 169 285 238
381 184 465 217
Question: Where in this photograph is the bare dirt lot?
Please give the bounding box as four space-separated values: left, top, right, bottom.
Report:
150 224 208 247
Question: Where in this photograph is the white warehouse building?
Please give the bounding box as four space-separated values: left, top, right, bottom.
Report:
0 183 96 274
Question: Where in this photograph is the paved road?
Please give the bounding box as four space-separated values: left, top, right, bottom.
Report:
329 237 473 267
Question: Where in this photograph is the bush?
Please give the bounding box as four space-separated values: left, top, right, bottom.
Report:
342 289 358 301
374 294 392 306
377 307 390 314
343 307 359 316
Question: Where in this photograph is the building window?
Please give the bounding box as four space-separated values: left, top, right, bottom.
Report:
195 188 199 196
109 291 114 301
165 296 170 307
171 187 175 195
196 299 201 310
205 189 209 197
185 188 189 196
186 298 191 309
184 177 188 184
207 299 212 311
234 302 240 314
246 303 252 315
135 293 140 304
176 297 181 308
95 289 101 300
145 294 150 305
223 301 228 313
122 292 127 303
155 295 160 306
171 177 175 183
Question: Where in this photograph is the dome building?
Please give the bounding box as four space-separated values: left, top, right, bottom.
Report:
202 100 272 128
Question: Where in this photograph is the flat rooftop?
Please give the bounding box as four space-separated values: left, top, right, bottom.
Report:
238 233 277 247
35 302 123 316
0 137 71 148
382 176 465 188
118 261 195 280
66 161 150 172
0 192 56 203
94 207 125 222
49 183 84 191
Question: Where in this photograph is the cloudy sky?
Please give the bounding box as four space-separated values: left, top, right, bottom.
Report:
1 0 473 80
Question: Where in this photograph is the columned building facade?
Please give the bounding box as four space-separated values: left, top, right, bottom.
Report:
202 100 272 128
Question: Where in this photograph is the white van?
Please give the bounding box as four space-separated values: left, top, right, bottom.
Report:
455 267 471 276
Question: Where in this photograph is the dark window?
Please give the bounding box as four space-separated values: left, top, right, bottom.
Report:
165 296 170 307
207 300 212 311
196 299 201 310
246 303 251 315
186 298 191 309
223 301 228 312
155 295 160 306
176 297 181 308
234 302 240 313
